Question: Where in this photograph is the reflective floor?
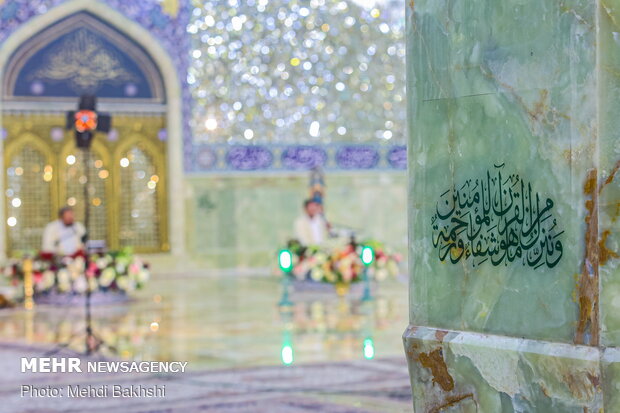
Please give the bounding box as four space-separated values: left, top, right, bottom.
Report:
0 275 408 370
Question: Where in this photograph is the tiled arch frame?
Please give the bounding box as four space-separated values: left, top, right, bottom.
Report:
0 0 186 258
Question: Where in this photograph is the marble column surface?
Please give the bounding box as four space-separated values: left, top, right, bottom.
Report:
404 0 620 411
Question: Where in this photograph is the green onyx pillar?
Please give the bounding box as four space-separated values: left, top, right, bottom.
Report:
404 0 620 411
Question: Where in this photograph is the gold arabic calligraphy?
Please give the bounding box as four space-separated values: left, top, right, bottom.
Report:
431 164 564 269
32 29 136 92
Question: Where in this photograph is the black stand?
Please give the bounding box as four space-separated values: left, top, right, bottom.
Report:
81 146 118 356
45 147 116 357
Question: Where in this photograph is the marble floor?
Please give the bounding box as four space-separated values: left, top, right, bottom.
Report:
0 275 412 412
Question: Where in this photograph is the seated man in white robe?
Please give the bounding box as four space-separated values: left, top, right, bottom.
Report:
42 206 86 256
294 199 330 246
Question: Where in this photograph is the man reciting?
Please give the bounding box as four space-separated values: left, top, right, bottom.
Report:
294 199 330 246
42 206 86 256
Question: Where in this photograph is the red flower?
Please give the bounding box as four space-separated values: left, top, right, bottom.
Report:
33 272 43 283
39 252 54 261
72 249 86 259
86 262 98 278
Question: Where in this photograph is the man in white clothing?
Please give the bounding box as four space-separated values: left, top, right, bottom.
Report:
42 206 86 256
294 199 330 246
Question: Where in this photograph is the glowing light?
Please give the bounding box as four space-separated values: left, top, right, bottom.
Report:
244 129 254 140
11 198 21 208
363 338 375 359
150 322 159 332
67 197 76 206
361 246 374 266
231 16 243 31
66 155 76 165
92 198 102 207
205 118 218 131
278 249 293 272
147 181 157 189
98 170 109 179
7 217 16 227
309 121 320 137
94 160 103 168
290 57 301 66
120 158 130 168
281 344 294 365
15 167 23 176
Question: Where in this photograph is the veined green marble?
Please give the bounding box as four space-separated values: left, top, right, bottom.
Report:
405 0 620 410
599 0 620 348
404 327 603 412
408 0 596 343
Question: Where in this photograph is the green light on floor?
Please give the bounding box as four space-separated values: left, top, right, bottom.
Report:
278 249 293 273
363 338 375 360
281 344 294 365
360 246 374 266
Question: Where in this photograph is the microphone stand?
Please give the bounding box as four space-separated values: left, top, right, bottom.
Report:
82 146 117 356
45 146 116 357
82 146 94 355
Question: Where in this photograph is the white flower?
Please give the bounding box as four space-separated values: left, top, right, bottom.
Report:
99 268 116 287
41 271 55 290
96 257 109 269
314 252 328 264
387 260 399 277
116 276 134 292
73 256 85 269
57 269 70 285
73 277 87 294
70 269 81 281
375 268 389 281
310 268 324 282
88 278 98 292
137 270 149 284
57 280 71 293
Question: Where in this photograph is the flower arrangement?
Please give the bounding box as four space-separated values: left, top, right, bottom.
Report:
3 248 149 295
284 239 401 285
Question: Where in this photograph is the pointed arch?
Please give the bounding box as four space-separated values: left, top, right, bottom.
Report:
0 0 185 257
3 12 165 102
114 133 168 252
4 132 56 252
58 138 113 247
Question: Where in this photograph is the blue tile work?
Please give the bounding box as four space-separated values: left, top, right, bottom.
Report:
189 144 406 174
